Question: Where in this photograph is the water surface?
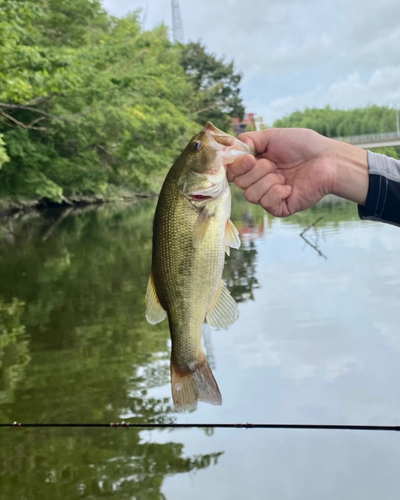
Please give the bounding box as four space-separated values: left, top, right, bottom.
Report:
1 192 399 499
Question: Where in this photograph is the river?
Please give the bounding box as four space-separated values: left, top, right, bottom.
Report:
0 190 399 499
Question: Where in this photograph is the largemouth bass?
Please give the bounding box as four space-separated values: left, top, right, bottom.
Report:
145 122 254 411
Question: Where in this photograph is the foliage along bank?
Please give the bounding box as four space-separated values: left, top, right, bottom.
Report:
0 0 244 206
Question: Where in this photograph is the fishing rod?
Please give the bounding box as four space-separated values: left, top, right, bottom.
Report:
1 422 399 432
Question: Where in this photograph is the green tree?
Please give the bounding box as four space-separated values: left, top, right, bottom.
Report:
180 41 245 131
0 2 202 201
273 105 400 136
0 2 246 205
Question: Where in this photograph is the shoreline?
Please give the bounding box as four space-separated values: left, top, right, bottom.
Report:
0 192 155 219
0 191 346 223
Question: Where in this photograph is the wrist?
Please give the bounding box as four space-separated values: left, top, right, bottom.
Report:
327 139 369 206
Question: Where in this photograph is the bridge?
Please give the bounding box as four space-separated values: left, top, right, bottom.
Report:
332 132 400 149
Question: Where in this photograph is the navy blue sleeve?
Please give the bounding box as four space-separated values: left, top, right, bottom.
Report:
358 151 400 227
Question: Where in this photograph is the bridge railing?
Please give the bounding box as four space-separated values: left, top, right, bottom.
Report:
335 132 400 144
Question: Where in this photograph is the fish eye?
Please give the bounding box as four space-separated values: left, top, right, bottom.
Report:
192 141 202 152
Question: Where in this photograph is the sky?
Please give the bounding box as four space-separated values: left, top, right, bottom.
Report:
102 0 400 125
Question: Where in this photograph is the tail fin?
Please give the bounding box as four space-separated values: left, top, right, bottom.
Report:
171 356 222 411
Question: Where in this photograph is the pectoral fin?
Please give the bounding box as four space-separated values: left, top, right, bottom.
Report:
206 280 239 328
145 270 167 324
224 219 241 250
193 209 213 248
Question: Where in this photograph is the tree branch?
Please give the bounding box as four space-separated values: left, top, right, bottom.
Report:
28 116 46 127
95 144 118 157
0 102 64 121
0 110 49 131
193 104 219 115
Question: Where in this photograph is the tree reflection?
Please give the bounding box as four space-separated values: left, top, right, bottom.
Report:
0 201 223 498
0 298 30 411
224 241 259 303
0 193 362 497
224 187 264 302
0 428 222 500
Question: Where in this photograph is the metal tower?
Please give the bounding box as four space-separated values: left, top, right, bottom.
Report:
171 0 184 44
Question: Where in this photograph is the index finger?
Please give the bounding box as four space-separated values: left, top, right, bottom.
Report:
227 154 256 182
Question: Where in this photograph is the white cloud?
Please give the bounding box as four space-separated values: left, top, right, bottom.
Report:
346 0 400 44
269 34 334 67
269 96 294 109
240 34 334 79
252 67 400 124
346 27 400 69
101 0 400 123
327 67 400 107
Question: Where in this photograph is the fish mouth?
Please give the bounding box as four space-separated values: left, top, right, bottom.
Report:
204 122 236 147
204 122 256 164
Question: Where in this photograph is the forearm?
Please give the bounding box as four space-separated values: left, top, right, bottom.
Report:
328 139 369 205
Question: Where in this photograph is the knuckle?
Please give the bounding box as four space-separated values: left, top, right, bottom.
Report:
235 175 246 189
260 198 273 212
231 160 246 177
259 174 276 192
244 189 259 205
260 159 276 174
267 173 282 185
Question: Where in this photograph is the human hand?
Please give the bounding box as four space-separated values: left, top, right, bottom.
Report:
228 128 368 217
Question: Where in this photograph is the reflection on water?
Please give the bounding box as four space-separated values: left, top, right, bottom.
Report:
0 428 222 499
0 189 399 499
0 201 224 498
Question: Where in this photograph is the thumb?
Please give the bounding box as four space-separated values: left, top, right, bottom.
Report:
237 133 256 151
238 129 277 156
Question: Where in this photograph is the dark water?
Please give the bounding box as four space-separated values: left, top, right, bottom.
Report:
0 191 399 499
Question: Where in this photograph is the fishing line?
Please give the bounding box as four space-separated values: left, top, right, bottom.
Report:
1 422 399 431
